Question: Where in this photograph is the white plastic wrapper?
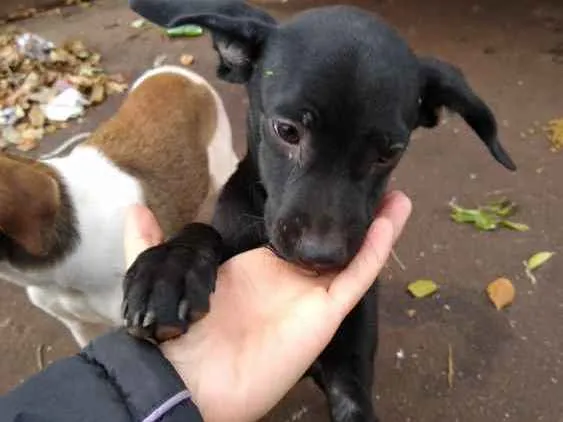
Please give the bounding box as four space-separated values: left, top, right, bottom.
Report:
15 33 54 62
40 88 89 122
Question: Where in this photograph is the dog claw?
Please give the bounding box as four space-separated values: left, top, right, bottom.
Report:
142 311 156 328
178 299 189 321
132 311 142 327
121 299 128 318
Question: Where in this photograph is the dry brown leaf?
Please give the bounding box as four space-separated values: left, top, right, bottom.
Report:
28 105 45 127
486 277 515 310
16 137 38 151
64 40 89 59
45 124 57 133
49 48 76 65
180 54 195 66
105 80 128 94
2 127 21 144
89 83 105 104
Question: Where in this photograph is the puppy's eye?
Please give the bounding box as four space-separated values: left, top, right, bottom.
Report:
375 144 404 164
272 120 301 145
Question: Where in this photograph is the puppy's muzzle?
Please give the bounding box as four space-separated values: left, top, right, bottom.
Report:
274 214 353 271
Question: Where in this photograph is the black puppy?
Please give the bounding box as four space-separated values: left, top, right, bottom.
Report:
124 1 516 421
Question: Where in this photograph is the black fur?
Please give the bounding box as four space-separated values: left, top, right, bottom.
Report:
124 2 516 421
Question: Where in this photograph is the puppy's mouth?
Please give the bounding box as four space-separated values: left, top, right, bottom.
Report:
266 242 347 275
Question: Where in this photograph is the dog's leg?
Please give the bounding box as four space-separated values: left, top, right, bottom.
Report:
26 286 106 347
312 284 379 422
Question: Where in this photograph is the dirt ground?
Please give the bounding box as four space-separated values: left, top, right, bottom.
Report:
1 0 562 421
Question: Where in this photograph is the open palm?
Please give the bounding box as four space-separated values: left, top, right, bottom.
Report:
124 191 411 422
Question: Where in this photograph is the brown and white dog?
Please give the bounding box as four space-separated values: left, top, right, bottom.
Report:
0 65 238 346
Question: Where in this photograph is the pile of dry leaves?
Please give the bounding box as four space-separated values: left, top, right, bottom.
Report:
0 27 127 151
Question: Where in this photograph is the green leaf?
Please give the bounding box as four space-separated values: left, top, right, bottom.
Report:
407 279 439 298
473 212 498 231
500 220 530 232
485 198 517 217
166 25 204 38
450 212 476 223
449 205 480 223
526 251 555 271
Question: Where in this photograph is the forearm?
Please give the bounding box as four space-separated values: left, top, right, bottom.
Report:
0 330 203 422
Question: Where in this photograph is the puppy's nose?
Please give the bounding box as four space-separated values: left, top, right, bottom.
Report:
295 231 348 270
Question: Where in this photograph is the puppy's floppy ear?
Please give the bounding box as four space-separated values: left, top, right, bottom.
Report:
129 0 276 83
417 57 516 171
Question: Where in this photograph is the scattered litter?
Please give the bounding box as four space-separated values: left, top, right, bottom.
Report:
0 28 128 151
396 348 405 369
153 54 167 68
390 248 406 271
130 18 147 29
406 309 417 318
41 87 88 121
36 344 45 370
166 25 204 38
15 33 54 61
544 118 563 151
523 251 554 285
407 279 439 298
0 317 12 329
1 107 19 126
447 344 454 388
486 277 515 310
449 198 529 232
285 405 309 422
180 53 195 66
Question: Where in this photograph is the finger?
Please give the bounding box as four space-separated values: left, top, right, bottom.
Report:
124 204 164 267
328 191 412 315
375 190 412 243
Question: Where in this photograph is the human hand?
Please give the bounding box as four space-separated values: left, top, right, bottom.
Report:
123 191 412 422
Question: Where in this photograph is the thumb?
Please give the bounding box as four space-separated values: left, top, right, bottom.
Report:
124 204 164 267
328 191 412 316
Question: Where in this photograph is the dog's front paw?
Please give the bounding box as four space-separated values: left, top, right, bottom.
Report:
122 223 222 343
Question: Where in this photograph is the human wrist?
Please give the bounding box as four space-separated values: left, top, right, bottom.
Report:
83 329 203 421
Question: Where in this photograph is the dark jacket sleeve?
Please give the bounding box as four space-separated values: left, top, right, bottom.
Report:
0 330 204 422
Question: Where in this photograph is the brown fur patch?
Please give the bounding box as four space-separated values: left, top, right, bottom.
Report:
86 73 217 237
0 153 78 266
